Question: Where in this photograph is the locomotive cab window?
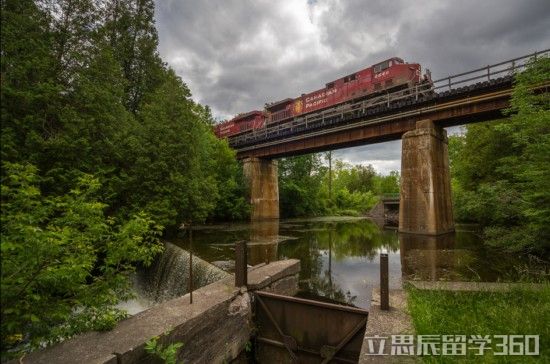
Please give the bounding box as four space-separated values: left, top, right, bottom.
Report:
343 74 356 83
373 60 390 73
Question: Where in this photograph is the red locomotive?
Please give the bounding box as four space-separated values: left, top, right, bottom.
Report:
214 110 265 138
215 57 430 138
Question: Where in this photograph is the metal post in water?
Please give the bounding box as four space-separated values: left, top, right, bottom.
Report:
328 229 333 288
189 225 193 304
235 241 247 287
328 151 332 203
380 253 389 310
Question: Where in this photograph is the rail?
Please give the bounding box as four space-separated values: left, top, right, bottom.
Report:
228 49 549 149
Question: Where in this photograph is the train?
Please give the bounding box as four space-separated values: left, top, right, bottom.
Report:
214 57 432 139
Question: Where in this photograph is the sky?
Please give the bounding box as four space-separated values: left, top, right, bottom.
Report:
154 0 550 174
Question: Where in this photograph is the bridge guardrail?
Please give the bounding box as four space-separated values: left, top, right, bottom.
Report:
432 49 549 91
232 86 536 153
229 49 549 149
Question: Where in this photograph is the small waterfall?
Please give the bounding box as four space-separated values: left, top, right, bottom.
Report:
119 242 230 314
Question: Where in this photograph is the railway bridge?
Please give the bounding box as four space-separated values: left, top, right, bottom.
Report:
229 51 549 235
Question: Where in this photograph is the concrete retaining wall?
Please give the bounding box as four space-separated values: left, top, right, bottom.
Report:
17 259 300 364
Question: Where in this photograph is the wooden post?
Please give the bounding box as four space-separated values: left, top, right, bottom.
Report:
235 241 247 287
380 253 389 310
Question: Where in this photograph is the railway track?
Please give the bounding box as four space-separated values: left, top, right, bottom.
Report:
229 50 549 152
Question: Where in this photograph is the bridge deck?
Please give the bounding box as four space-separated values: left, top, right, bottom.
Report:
230 50 548 159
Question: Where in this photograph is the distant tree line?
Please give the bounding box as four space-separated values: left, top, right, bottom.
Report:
278 153 400 218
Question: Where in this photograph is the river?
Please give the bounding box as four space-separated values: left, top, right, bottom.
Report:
121 216 538 313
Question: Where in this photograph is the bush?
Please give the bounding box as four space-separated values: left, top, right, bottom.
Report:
334 188 378 214
1 163 163 357
450 57 550 255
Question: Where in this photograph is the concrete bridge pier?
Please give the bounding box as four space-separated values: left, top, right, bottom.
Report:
399 119 454 235
243 157 279 220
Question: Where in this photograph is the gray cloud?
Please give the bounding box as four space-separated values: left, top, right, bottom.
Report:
154 0 549 172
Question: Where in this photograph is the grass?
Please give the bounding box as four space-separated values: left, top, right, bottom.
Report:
406 284 550 363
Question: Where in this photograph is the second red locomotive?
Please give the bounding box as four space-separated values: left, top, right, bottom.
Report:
215 57 430 139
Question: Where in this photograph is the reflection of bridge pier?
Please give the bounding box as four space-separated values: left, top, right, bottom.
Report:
399 233 457 281
247 219 280 266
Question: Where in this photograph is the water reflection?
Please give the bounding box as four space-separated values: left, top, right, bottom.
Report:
399 233 459 281
151 217 535 311
248 220 279 265
277 219 400 309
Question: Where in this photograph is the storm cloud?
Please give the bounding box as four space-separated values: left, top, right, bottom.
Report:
155 0 549 173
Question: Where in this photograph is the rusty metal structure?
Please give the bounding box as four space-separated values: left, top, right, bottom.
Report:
232 50 549 159
233 240 370 362
380 253 389 311
255 291 369 363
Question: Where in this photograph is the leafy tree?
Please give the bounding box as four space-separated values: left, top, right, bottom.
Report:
1 0 249 227
278 154 396 217
102 0 164 113
0 0 250 358
450 56 550 254
1 163 162 356
1 0 58 164
373 171 400 195
208 140 250 221
279 154 325 217
121 70 218 226
337 163 376 194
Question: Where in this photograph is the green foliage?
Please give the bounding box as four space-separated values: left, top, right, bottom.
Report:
0 0 249 357
278 153 398 217
279 219 399 303
373 170 400 195
145 336 184 364
407 284 550 363
450 57 550 255
333 188 377 214
331 161 377 193
279 154 325 217
1 0 248 228
1 163 163 356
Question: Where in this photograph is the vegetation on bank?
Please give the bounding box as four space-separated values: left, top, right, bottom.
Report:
0 0 246 357
406 284 550 363
279 153 400 218
449 57 549 256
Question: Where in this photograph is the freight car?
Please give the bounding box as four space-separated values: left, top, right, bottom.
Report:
215 57 431 138
214 110 265 138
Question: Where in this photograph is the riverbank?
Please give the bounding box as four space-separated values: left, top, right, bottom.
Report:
406 283 550 362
